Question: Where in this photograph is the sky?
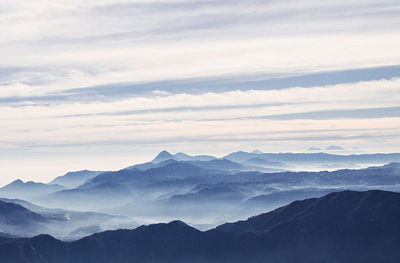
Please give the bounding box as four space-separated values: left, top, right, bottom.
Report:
0 0 399 185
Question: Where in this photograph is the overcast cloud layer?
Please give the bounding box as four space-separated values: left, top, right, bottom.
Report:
0 0 399 184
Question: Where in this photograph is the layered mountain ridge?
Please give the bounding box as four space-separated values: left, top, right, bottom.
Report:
0 190 399 263
0 150 400 239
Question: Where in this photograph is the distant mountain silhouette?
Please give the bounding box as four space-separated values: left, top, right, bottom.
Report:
151 150 177 163
0 200 47 236
1 149 399 244
0 197 46 212
135 157 253 172
0 180 64 199
128 159 179 170
1 149 400 241
43 182 132 210
88 162 211 187
174 152 216 161
0 198 126 238
39 162 216 210
129 150 400 174
151 151 218 164
32 162 400 212
224 151 400 164
50 170 103 188
1 190 400 262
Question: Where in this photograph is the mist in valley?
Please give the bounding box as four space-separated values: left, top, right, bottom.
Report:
1 150 400 240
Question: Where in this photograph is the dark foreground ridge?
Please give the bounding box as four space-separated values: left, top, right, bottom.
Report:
1 190 400 263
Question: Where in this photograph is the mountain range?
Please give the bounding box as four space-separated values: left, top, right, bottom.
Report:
0 180 64 200
0 150 400 238
0 197 129 239
50 170 103 189
0 190 399 263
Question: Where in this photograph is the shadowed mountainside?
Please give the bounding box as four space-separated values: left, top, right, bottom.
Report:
0 190 399 263
0 200 47 236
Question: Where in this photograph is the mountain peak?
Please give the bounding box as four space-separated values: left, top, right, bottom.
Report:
9 179 23 185
168 220 189 227
252 149 263 154
152 150 176 163
156 150 173 158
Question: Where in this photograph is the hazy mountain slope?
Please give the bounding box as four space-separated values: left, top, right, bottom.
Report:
224 151 400 165
0 180 64 199
0 197 128 239
0 197 46 212
169 185 245 203
35 162 221 210
132 158 252 173
50 170 103 188
174 152 216 161
151 150 217 163
85 162 217 188
128 159 179 171
35 162 400 213
42 182 133 210
0 200 48 237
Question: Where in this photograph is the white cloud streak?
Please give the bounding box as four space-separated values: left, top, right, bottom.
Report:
0 78 399 150
1 0 400 96
0 0 399 183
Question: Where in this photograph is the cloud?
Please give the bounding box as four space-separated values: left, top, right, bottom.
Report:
308 145 346 152
0 78 399 153
3 34 400 92
1 0 400 101
1 65 398 106
325 145 345 150
2 77 399 118
0 0 399 183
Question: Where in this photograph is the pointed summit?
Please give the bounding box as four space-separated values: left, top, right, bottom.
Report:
156 150 173 158
152 150 177 163
9 179 23 185
252 149 263 154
